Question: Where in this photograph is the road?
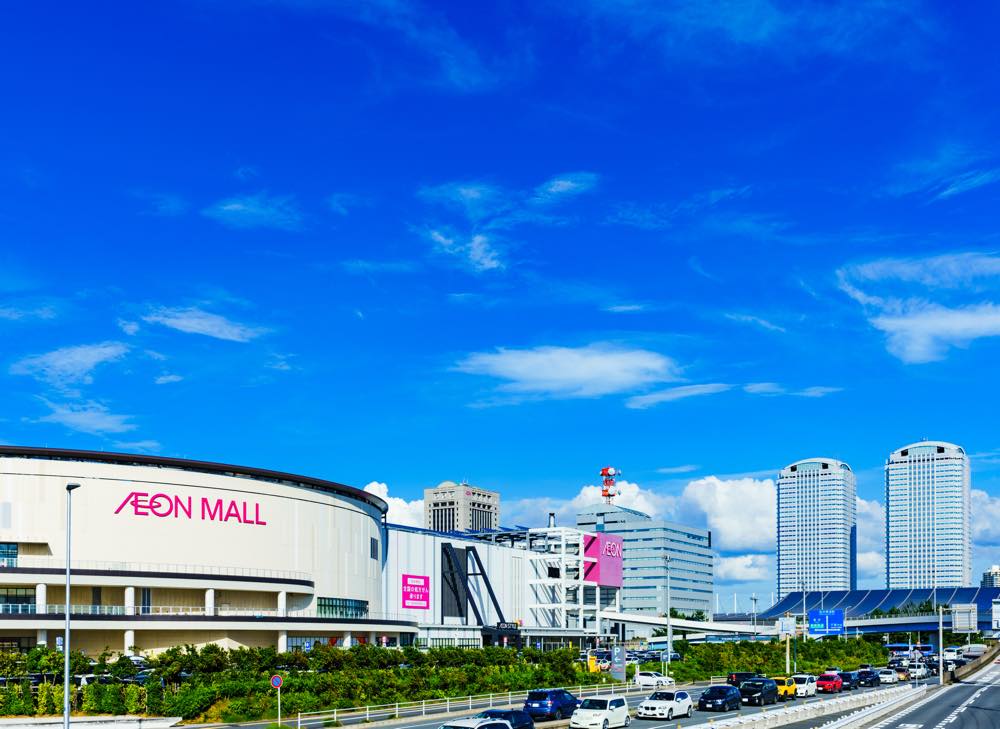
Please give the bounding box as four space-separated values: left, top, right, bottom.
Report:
867 662 1000 729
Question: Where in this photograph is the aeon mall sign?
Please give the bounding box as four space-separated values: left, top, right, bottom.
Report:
115 490 267 526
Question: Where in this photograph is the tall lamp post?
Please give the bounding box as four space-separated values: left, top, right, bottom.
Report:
663 554 672 677
64 483 81 729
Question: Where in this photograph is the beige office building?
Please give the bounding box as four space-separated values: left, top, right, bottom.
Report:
423 481 500 532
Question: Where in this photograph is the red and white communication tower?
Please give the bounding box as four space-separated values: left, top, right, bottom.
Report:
600 466 621 503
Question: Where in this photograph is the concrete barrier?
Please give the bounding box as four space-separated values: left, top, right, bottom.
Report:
0 717 181 729
945 642 1000 685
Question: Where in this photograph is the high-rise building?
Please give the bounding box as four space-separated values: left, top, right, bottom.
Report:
776 458 857 599
424 481 500 532
983 565 1000 588
575 504 713 626
885 441 971 589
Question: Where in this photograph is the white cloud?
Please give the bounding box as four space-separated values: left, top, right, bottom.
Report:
419 182 509 222
725 313 786 332
142 307 269 342
972 489 1000 545
202 193 302 230
113 439 161 453
604 303 646 313
855 497 885 553
678 476 776 552
843 252 1000 290
456 343 680 399
531 172 599 204
118 319 140 335
871 302 1000 363
154 374 183 385
132 191 188 216
744 382 785 395
428 229 505 272
363 481 424 528
857 551 885 580
656 464 699 475
35 400 136 435
625 383 732 409
342 259 420 274
0 304 57 321
328 192 367 215
886 144 1000 201
796 385 842 398
716 554 771 583
10 341 129 389
504 479 675 527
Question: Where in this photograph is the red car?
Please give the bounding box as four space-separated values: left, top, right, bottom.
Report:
817 674 843 693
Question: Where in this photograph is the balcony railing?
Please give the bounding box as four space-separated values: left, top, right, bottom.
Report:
0 603 36 615
29 605 416 622
0 557 310 583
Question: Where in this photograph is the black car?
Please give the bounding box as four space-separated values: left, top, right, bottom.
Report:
699 685 741 712
478 709 534 729
838 672 860 690
739 679 778 706
727 672 761 686
856 670 881 687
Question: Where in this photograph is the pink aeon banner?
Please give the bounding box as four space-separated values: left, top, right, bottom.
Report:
583 533 624 587
401 573 430 609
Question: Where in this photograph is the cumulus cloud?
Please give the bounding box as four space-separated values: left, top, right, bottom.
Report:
35 400 136 435
716 554 771 583
972 489 1000 545
10 341 128 389
456 343 680 400
678 476 776 552
142 307 269 342
626 383 732 409
505 479 674 527
202 192 302 230
871 303 1000 363
363 481 424 527
857 550 885 580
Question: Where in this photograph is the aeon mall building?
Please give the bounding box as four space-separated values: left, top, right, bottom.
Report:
0 446 624 655
0 446 416 654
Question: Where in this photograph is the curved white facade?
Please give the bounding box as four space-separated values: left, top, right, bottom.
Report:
0 447 417 654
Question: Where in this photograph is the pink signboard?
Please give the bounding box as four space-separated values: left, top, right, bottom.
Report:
583 533 624 588
401 574 430 609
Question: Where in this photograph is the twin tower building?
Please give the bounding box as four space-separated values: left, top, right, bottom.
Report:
776 440 971 598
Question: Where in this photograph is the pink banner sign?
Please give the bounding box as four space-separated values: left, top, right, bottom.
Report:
401 573 430 609
583 533 624 587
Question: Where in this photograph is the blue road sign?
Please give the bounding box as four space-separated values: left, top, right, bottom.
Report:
808 609 845 636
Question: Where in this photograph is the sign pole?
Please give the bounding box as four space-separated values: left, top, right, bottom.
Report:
271 675 284 726
785 633 790 675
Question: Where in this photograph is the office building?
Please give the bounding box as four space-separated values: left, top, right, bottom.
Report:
575 505 713 630
885 441 971 589
424 481 500 532
776 458 857 599
982 565 1000 588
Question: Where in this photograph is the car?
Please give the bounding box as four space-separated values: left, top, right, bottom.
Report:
698 685 741 712
772 677 798 701
727 672 760 686
635 671 675 688
477 710 534 729
597 660 612 671
636 690 692 720
858 664 873 671
569 696 630 729
739 678 778 706
439 720 513 729
838 672 860 690
816 674 843 693
856 670 881 687
523 689 579 721
895 666 910 681
826 666 842 673
909 664 929 679
942 649 960 661
877 669 899 684
791 675 817 697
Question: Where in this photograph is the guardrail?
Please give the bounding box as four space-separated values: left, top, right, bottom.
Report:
296 681 652 727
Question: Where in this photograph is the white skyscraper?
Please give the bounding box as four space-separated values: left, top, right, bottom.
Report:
885 441 971 589
776 458 857 599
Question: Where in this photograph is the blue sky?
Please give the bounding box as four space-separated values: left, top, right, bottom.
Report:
3 1 1000 607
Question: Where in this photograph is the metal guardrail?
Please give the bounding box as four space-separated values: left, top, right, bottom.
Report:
0 556 310 582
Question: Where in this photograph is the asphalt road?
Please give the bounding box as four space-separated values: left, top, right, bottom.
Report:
867 662 1000 729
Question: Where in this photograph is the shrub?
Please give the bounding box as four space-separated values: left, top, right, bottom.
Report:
124 684 144 714
100 684 126 715
144 680 163 715
82 683 102 713
162 684 217 719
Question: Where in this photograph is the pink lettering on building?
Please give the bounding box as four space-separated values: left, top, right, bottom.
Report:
115 491 266 526
583 533 624 588
401 574 430 609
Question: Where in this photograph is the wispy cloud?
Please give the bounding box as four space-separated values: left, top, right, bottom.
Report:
202 192 302 230
35 399 136 435
117 319 140 335
113 439 162 453
10 342 129 389
328 192 368 216
154 374 183 385
608 186 751 230
604 303 646 313
743 382 840 397
885 143 1000 201
456 343 680 400
797 385 842 398
725 312 786 332
142 307 269 342
625 382 732 409
132 191 188 216
530 172 599 204
342 259 420 274
656 464 700 474
427 229 504 272
0 304 57 321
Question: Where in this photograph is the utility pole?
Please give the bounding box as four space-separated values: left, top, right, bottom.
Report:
938 606 944 681
751 594 758 640
663 554 673 677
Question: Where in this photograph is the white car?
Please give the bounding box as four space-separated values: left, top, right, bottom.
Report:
909 664 929 679
635 671 675 688
570 696 631 729
791 675 817 697
636 690 692 720
877 669 899 684
439 720 512 729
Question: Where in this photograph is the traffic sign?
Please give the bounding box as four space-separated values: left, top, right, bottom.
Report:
270 674 283 689
952 604 977 633
808 609 845 636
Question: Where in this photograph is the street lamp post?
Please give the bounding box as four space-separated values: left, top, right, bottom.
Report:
64 483 81 729
663 554 672 677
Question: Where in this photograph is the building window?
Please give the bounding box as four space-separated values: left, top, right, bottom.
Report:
140 588 152 615
0 543 17 568
317 597 369 619
370 537 379 560
0 588 35 614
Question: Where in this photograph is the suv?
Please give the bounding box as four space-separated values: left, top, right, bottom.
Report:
635 671 674 688
739 678 778 706
477 710 534 729
440 721 512 729
523 689 579 721
838 672 860 690
856 670 880 687
699 685 741 712
772 677 798 701
727 672 760 686
570 696 630 729
792 675 817 697
817 674 843 693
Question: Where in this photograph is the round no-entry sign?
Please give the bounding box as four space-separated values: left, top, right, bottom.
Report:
270 675 283 689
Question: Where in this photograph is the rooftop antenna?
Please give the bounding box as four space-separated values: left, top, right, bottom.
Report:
600 466 621 504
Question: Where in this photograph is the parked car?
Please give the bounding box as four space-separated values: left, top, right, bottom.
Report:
816 673 843 693
440 720 512 729
569 696 630 729
739 678 778 706
856 670 881 687
477 710 534 729
523 689 579 721
838 672 860 690
791 674 817 697
635 671 675 688
636 690 692 720
877 669 899 684
772 677 798 701
698 685 742 712
727 672 760 686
